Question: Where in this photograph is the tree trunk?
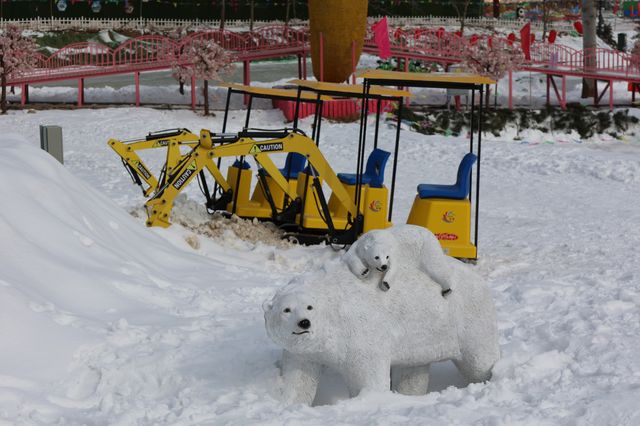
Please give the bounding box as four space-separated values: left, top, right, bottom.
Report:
542 0 548 41
250 0 255 31
204 80 209 116
452 0 470 35
220 0 226 31
493 0 499 18
292 0 296 19
582 0 597 98
1 75 7 114
285 0 291 26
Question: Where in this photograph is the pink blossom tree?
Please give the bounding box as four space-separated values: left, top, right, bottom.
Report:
0 26 38 114
632 39 640 57
461 37 524 107
172 39 235 115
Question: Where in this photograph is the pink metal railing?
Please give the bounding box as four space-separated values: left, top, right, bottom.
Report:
9 24 640 86
113 35 177 66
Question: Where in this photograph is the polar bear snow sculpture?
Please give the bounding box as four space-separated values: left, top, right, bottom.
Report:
342 224 454 295
263 259 499 405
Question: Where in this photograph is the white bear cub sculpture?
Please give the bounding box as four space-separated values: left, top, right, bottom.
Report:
343 224 454 296
263 260 500 405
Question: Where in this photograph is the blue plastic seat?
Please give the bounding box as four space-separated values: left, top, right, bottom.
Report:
258 152 306 179
232 159 251 169
338 148 390 188
417 153 477 200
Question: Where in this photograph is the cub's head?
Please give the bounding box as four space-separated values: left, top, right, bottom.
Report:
361 234 391 272
263 288 325 354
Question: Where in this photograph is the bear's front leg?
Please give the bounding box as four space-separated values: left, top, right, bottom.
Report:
343 251 370 279
424 257 454 297
343 357 391 397
281 350 322 405
379 267 396 292
391 365 430 395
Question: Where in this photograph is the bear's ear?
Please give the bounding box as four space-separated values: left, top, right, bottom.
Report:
262 299 273 312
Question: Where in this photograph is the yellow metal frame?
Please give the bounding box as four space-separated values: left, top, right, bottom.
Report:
288 79 413 99
356 69 497 86
218 82 334 102
145 130 359 228
108 129 199 197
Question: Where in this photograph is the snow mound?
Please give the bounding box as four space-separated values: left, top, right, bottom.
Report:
2 106 640 424
0 140 293 423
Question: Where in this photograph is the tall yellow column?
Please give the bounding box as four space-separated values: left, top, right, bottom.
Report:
308 0 368 82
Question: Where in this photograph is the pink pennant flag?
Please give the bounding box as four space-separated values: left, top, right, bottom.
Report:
372 17 391 60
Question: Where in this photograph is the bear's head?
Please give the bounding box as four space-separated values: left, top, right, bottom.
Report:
361 232 391 273
263 286 330 355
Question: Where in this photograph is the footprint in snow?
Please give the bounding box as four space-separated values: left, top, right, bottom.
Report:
73 230 94 247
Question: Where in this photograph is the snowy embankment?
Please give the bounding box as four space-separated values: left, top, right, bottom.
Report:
1 107 640 424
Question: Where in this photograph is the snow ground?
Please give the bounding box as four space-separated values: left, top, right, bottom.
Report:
1 106 640 425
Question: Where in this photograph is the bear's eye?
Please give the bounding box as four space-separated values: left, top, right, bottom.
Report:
307 305 313 310
375 256 380 260
283 308 291 313
386 256 389 259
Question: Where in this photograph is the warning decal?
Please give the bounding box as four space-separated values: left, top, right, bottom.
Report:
249 143 284 155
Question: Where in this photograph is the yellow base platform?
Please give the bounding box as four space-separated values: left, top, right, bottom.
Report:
406 196 477 259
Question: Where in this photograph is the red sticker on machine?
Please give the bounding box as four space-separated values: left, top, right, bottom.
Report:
436 233 458 241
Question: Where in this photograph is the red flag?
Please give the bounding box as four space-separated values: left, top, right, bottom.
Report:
507 33 516 46
372 17 391 60
574 21 583 35
470 34 480 45
436 27 446 39
520 22 531 60
548 30 557 44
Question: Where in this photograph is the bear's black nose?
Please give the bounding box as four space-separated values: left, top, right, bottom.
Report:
298 319 311 329
381 264 388 271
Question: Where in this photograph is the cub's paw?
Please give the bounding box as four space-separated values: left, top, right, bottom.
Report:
379 281 391 291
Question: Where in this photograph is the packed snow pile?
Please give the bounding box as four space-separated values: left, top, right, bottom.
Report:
1 107 640 424
130 196 292 249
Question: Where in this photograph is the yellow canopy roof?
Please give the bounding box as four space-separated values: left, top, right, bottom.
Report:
217 83 333 101
357 70 496 86
288 79 412 99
